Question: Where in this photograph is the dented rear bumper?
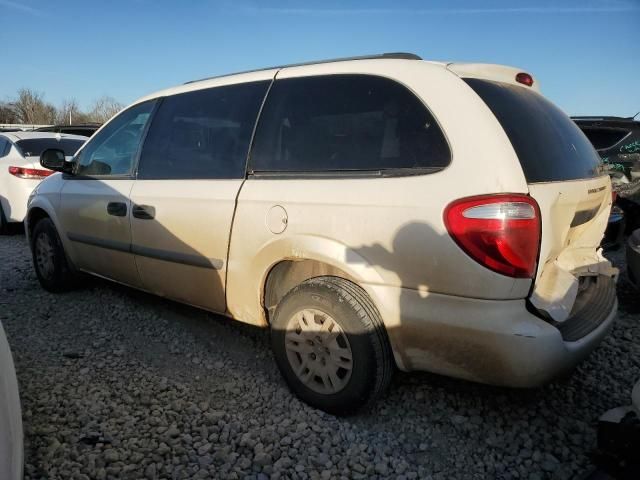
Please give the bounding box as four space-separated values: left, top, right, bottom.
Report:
373 283 617 387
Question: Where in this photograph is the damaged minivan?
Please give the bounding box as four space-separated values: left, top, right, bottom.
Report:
26 53 617 414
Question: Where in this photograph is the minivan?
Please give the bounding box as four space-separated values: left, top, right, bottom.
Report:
27 53 618 414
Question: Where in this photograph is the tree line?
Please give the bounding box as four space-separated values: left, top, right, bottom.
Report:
0 88 124 125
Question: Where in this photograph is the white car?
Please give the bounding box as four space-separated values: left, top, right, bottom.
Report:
0 320 22 480
26 53 618 413
0 132 86 234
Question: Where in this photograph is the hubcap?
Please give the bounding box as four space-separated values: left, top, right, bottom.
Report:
284 308 353 394
35 233 55 279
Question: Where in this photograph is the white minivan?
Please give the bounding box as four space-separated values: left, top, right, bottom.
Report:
26 53 617 413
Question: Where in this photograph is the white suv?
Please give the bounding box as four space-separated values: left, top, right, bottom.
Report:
26 53 617 413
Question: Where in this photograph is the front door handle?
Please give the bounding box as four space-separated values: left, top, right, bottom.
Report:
132 204 155 220
107 202 127 217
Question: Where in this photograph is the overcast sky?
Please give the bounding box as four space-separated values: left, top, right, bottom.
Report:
1 0 638 116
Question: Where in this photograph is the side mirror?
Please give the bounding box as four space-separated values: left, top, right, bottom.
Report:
40 149 73 174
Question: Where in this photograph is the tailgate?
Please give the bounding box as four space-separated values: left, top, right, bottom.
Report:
529 176 617 321
23 156 41 170
461 76 618 322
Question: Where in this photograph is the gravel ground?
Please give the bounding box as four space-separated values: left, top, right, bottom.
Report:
1 233 638 480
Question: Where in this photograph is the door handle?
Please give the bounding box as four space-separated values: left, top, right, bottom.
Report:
132 204 155 220
107 202 127 217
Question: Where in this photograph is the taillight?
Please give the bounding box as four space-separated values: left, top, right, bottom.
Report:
612 190 617 203
515 72 534 87
8 166 53 179
444 194 541 278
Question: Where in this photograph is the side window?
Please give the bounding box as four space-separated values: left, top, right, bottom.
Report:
137 81 270 179
0 138 7 158
75 101 156 177
250 74 450 173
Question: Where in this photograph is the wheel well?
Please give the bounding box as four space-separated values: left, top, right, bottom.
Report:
27 208 49 241
263 260 357 323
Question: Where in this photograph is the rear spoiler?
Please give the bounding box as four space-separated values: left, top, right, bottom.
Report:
446 63 541 93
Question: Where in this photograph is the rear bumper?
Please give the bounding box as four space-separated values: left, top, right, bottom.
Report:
371 281 617 387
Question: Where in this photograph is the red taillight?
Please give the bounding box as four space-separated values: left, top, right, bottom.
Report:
444 194 541 278
515 72 534 87
612 190 618 203
8 166 53 179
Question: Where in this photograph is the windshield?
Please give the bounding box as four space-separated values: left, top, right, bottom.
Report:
464 78 605 183
15 138 85 158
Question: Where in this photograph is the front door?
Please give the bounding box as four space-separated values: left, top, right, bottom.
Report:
129 79 271 312
59 100 157 287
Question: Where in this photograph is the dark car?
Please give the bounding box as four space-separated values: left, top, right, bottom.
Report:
34 123 101 137
573 115 640 175
627 229 640 288
590 378 640 479
574 115 640 236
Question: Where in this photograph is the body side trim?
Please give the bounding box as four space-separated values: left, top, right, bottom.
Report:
67 233 222 269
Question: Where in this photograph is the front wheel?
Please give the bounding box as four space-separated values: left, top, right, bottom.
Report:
270 276 394 415
31 218 76 293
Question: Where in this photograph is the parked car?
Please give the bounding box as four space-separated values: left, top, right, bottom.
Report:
626 228 640 288
34 123 102 137
0 132 86 234
0 320 23 480
26 53 618 413
574 115 640 234
602 203 625 250
573 115 640 177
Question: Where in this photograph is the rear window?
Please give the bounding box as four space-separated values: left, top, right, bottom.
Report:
465 79 604 183
15 138 85 158
250 74 450 174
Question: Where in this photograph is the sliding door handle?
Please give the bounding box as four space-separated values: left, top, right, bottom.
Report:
107 202 127 217
132 204 156 220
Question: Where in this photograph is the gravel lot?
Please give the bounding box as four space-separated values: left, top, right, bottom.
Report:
1 232 638 480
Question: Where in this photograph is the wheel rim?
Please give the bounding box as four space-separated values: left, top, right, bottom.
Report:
284 308 353 394
35 232 55 279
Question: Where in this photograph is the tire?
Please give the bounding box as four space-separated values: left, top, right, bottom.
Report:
31 218 75 293
270 276 394 415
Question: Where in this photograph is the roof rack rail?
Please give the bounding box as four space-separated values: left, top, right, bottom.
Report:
184 52 422 85
571 115 638 122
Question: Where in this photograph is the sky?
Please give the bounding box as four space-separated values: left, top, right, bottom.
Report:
0 0 638 117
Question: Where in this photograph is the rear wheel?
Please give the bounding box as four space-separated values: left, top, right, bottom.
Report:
31 218 76 292
270 276 394 415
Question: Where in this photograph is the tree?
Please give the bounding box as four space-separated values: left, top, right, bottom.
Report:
11 88 56 124
56 98 91 125
88 96 123 123
0 103 17 123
